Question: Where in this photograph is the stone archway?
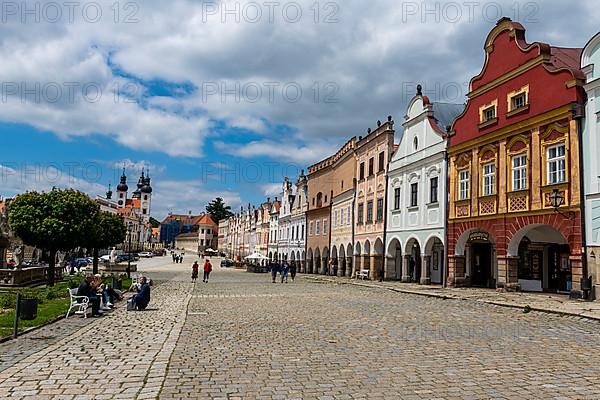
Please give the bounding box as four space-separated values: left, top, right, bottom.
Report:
507 224 570 293
386 238 403 281
339 245 346 277
307 248 314 274
314 248 321 275
453 228 497 288
374 238 384 280
322 247 329 275
354 242 362 277
424 235 445 285
363 240 371 279
404 237 422 283
346 244 354 277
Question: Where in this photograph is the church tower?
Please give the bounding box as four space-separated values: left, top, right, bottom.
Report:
116 169 128 208
140 168 153 219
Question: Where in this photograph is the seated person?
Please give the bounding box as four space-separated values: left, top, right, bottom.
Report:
130 276 151 310
77 275 102 317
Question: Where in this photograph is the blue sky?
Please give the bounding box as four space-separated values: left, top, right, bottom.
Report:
1 0 599 218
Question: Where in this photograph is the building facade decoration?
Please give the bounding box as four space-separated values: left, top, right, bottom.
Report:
447 18 586 296
330 138 357 277
354 117 395 280
386 86 464 284
289 171 308 272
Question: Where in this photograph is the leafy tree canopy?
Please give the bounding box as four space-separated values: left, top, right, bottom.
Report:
9 188 99 252
206 197 233 223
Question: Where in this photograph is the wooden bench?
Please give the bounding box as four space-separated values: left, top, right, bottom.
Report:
354 269 370 280
66 288 91 318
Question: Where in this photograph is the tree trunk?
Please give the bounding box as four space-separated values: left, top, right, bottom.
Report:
93 248 99 275
48 249 57 286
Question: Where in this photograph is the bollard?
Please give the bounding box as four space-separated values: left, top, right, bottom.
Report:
13 293 21 339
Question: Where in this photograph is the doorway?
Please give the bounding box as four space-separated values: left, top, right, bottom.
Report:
471 243 493 288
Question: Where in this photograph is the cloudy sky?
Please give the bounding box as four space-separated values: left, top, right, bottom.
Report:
1 0 598 217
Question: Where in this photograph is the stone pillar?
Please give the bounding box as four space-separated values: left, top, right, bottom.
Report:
346 257 353 277
373 255 383 280
448 255 466 287
570 253 584 293
385 256 396 280
497 256 519 291
531 128 542 209
420 255 431 285
498 139 508 213
402 255 412 283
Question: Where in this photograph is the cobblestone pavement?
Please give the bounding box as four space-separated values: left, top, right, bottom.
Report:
0 260 192 400
306 276 600 321
2 264 600 399
161 269 600 400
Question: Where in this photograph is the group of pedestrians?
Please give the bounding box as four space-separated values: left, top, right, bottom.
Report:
192 259 213 283
172 252 184 264
270 261 297 284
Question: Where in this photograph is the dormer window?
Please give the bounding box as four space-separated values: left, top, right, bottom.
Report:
483 106 496 122
511 93 527 110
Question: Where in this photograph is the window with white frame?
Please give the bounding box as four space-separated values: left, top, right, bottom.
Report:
347 206 351 225
315 220 321 235
547 143 566 185
323 219 328 235
309 222 313 236
394 187 401 210
341 208 345 226
511 92 527 110
512 154 527 191
459 170 470 200
483 106 496 122
333 211 338 228
482 163 496 196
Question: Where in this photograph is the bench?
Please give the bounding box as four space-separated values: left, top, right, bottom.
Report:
66 288 91 318
354 269 370 280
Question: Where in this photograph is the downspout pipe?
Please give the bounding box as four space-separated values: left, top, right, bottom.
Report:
574 102 589 299
381 173 390 282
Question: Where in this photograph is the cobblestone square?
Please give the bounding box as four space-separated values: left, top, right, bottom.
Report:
1 260 600 399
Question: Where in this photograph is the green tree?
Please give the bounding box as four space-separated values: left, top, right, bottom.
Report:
8 189 100 286
86 212 127 275
206 197 233 223
150 217 160 228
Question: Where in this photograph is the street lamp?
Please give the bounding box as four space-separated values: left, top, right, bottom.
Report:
549 189 575 220
549 189 565 210
127 221 133 278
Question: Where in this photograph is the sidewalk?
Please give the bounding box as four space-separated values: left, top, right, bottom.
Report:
0 275 192 399
304 275 600 321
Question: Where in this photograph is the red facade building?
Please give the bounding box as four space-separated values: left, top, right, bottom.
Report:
447 18 586 295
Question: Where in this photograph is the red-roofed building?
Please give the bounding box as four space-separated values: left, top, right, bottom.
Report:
446 18 586 297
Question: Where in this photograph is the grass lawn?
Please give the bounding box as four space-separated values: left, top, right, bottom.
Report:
0 274 132 338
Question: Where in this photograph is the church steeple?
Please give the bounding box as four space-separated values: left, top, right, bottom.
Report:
116 168 128 208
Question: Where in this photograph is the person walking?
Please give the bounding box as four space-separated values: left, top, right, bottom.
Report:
280 261 289 284
192 261 199 283
203 259 213 283
271 261 278 283
289 261 297 282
